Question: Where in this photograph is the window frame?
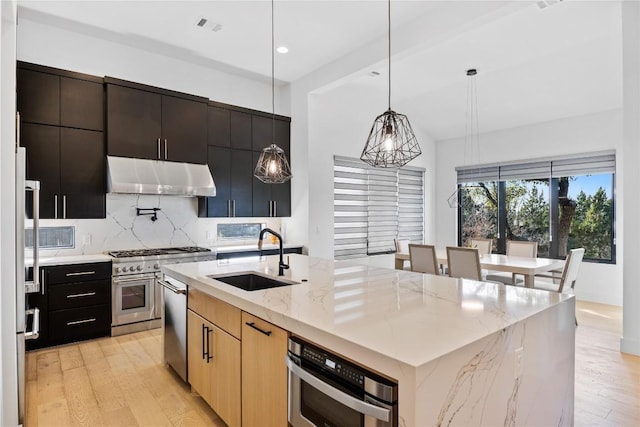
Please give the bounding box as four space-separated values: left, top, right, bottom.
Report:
456 152 616 264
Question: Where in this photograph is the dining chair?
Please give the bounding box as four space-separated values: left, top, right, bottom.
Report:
534 248 585 325
408 244 439 275
486 240 538 285
394 239 410 254
470 238 492 255
535 248 584 293
446 246 483 281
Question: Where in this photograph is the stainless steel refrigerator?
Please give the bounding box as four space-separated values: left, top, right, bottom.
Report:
15 143 41 424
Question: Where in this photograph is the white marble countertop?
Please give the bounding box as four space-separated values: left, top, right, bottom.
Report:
211 242 303 253
25 253 112 267
162 254 571 371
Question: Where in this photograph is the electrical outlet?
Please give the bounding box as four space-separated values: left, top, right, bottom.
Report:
514 347 524 379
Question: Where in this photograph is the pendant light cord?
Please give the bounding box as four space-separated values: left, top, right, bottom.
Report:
387 0 391 111
271 0 276 144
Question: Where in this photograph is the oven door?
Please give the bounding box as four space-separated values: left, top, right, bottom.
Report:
287 356 395 427
112 273 156 326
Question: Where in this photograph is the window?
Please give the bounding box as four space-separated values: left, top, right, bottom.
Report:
457 152 615 263
334 156 425 260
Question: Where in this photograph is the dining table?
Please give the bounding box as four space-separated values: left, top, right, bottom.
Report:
395 249 565 288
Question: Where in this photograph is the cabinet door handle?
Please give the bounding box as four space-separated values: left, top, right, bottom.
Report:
227 200 232 217
206 328 213 362
41 269 46 296
245 321 272 336
157 138 161 159
66 271 96 277
54 195 58 219
269 200 272 217
164 139 168 159
273 200 277 217
66 292 96 299
67 318 96 326
202 323 207 361
63 195 66 219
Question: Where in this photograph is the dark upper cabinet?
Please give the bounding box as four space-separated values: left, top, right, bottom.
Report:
161 95 207 164
208 106 230 148
21 123 60 219
106 84 162 160
60 77 104 131
106 83 207 164
20 123 105 219
270 180 291 217
230 111 252 151
252 115 290 153
199 147 253 218
17 68 60 126
17 65 104 131
60 128 106 219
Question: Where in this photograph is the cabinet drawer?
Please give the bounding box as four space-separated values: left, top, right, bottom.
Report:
49 304 111 343
188 288 241 339
46 262 111 285
49 279 111 310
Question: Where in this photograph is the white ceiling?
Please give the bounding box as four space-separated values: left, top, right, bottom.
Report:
17 0 622 140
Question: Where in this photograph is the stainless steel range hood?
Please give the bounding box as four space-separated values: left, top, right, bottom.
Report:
107 156 216 197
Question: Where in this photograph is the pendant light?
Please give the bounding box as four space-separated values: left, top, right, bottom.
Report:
447 68 480 208
361 0 421 168
254 0 292 184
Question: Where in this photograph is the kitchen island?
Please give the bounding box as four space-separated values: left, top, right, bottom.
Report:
162 254 575 426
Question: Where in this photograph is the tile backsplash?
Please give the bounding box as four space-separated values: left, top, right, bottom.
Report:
37 194 282 255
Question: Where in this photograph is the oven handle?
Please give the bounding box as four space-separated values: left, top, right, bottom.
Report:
158 279 186 295
286 356 390 422
113 274 156 284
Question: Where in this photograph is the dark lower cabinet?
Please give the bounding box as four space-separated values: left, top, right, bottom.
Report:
26 262 112 350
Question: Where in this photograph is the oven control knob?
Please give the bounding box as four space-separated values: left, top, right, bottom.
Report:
129 266 135 272
154 264 159 270
114 267 120 273
136 265 142 271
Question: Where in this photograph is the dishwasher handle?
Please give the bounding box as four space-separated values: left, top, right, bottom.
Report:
286 356 391 422
158 279 186 295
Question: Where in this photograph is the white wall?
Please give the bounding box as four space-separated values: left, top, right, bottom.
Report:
435 109 623 305
1 1 18 424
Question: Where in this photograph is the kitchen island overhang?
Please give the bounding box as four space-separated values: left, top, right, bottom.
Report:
162 254 575 426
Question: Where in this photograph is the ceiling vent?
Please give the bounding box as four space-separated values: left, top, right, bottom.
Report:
194 18 222 32
537 0 563 10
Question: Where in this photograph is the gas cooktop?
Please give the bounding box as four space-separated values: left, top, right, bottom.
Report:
108 246 211 258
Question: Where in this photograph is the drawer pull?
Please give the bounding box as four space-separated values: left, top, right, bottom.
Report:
66 271 96 277
67 318 96 326
245 322 272 336
66 292 96 299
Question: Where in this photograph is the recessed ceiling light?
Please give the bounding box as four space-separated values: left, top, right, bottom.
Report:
276 46 289 54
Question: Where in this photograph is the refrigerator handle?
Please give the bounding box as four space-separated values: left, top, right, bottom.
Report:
24 308 40 340
26 180 40 290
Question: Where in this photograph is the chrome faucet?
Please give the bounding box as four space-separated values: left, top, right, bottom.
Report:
258 228 289 276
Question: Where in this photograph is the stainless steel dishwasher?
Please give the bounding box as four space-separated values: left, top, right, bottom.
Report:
158 276 188 382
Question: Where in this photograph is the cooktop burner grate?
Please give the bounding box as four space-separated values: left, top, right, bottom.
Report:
108 246 211 258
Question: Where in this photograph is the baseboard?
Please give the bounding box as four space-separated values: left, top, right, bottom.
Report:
620 336 640 356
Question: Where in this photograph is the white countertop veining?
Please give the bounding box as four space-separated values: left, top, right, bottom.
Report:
25 253 112 267
162 254 571 369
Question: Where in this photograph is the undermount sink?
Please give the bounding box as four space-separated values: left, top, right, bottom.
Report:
209 273 299 291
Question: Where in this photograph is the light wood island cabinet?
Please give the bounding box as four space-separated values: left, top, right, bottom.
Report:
241 312 288 427
187 289 288 427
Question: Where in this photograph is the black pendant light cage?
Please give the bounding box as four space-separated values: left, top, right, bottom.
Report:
361 109 421 168
254 0 293 184
254 143 292 183
361 0 421 168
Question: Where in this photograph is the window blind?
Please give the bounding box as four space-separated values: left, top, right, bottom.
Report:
334 156 425 259
456 151 616 183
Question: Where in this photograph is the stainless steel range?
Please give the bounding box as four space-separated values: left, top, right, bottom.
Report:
109 246 216 336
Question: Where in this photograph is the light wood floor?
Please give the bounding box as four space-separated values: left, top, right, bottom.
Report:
26 301 640 426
